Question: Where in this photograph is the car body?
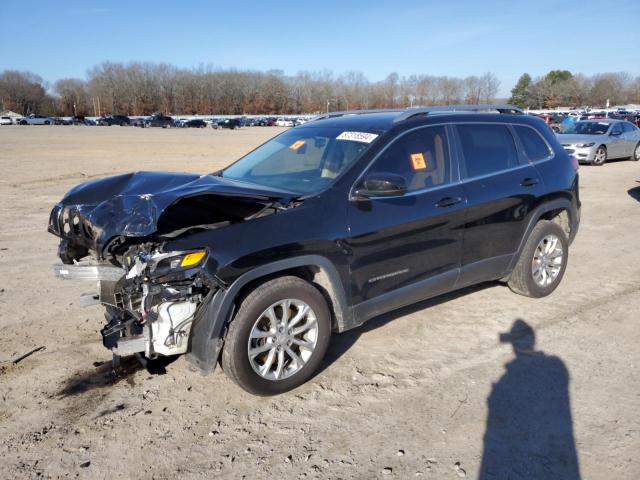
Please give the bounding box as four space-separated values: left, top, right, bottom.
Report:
19 114 55 125
144 114 174 128
98 115 131 126
275 118 294 127
213 118 241 129
556 119 640 165
181 119 207 128
49 104 580 395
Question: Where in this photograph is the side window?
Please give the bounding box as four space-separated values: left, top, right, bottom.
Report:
611 123 623 134
514 125 553 162
457 124 518 178
623 122 635 133
368 126 450 191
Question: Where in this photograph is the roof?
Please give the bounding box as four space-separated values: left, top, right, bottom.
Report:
305 104 526 132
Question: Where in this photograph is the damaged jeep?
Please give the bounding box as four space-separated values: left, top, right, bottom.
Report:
49 105 580 395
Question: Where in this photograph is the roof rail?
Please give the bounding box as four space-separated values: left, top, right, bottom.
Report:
310 104 523 124
312 108 403 122
393 104 524 123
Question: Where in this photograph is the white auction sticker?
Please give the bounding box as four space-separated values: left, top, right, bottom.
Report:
336 131 379 143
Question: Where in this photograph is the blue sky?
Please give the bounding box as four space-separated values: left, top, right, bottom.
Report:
1 0 638 96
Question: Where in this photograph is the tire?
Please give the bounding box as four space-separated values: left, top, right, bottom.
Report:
592 145 607 166
631 142 640 161
44 120 50 125
508 220 568 298
221 276 331 395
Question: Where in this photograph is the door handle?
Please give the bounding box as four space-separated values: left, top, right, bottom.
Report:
436 196 463 208
520 177 539 187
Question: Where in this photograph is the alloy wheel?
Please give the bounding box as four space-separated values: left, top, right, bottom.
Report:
247 299 318 381
531 234 564 287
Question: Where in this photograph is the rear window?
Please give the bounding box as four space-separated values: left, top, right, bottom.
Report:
514 125 552 162
457 124 519 178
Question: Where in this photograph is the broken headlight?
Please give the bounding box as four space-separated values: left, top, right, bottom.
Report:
150 250 208 278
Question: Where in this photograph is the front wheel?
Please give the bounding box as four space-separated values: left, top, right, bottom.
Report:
592 146 607 166
221 276 331 395
508 220 568 298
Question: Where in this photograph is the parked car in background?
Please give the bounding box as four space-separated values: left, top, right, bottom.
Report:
144 114 174 128
19 114 55 125
48 104 580 395
213 118 241 129
98 115 131 126
0 116 13 125
184 119 207 128
556 120 640 165
275 118 294 127
69 115 93 126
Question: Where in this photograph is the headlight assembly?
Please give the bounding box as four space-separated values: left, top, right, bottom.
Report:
575 142 595 148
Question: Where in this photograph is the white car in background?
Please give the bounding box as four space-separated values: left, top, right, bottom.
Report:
275 118 294 127
0 116 13 125
19 114 56 125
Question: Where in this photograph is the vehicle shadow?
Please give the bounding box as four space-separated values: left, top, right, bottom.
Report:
58 355 177 397
478 319 581 479
319 281 495 373
627 182 640 202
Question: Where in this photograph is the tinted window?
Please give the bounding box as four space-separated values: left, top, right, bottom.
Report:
369 126 450 192
622 122 636 133
457 124 518 178
611 123 623 134
514 125 552 162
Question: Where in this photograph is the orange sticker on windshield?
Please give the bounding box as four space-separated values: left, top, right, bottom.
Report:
410 152 427 170
289 140 306 150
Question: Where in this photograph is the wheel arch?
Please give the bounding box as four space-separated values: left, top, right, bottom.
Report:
186 255 350 374
506 198 576 277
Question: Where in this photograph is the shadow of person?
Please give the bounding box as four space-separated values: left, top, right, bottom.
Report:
479 319 581 480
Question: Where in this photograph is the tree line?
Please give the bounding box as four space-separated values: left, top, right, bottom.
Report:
0 62 638 117
509 70 640 109
0 63 500 116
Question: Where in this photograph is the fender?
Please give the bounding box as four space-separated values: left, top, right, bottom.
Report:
506 197 579 275
186 255 351 374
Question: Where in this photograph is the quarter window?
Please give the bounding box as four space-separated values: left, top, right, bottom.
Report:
514 125 552 162
457 124 519 178
368 126 450 192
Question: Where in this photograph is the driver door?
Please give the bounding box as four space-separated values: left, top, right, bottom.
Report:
346 125 466 311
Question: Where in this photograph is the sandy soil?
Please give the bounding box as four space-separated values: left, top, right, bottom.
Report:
0 125 638 479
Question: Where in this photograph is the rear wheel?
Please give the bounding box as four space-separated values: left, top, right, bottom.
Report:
508 220 568 298
632 142 640 161
592 146 607 166
221 276 331 395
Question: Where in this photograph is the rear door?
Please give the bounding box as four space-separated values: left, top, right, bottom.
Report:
346 125 466 308
453 122 546 286
622 122 639 156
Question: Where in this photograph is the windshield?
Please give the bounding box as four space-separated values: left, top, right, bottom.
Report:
221 126 378 194
561 122 611 135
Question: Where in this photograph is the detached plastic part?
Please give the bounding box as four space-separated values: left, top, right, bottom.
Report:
54 262 125 281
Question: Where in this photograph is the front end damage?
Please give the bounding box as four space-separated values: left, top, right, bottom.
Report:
54 246 219 359
48 171 300 365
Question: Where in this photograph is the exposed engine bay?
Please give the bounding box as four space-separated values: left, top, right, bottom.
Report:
54 246 217 359
48 170 300 361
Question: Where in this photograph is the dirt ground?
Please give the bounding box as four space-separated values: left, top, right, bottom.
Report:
0 125 638 479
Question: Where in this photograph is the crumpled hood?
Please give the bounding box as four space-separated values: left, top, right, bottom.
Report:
49 171 296 254
555 134 604 145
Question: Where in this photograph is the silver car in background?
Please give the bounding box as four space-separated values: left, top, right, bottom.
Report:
19 114 56 125
556 120 640 165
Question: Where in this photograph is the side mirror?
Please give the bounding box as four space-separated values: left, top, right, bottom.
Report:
354 173 407 198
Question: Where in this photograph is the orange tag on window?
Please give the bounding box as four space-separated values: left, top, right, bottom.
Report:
410 152 427 170
289 140 306 150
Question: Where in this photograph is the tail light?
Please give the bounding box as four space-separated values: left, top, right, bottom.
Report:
569 155 579 171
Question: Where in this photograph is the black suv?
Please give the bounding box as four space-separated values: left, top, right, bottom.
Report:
48 104 580 395
144 114 174 128
98 115 131 126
